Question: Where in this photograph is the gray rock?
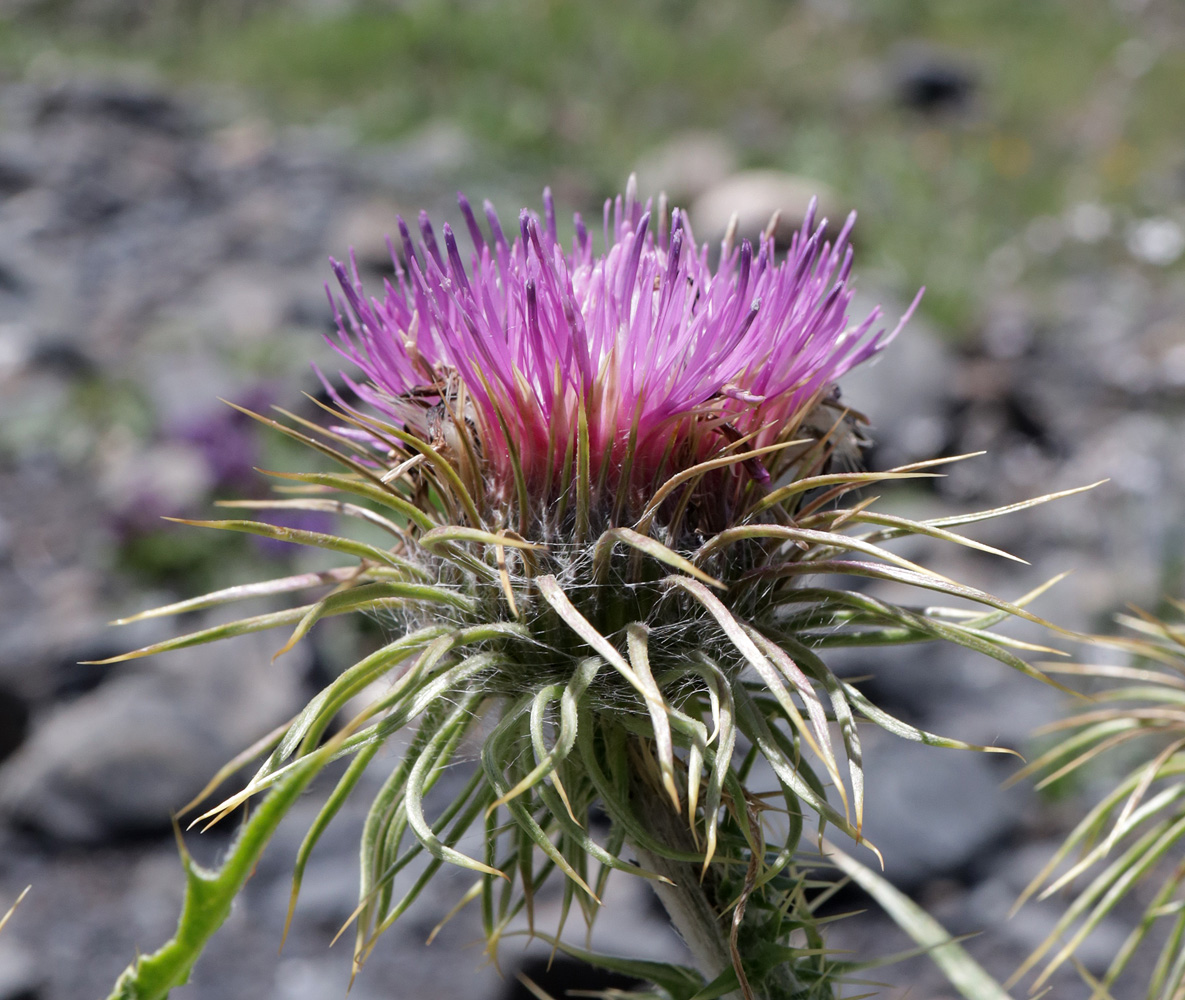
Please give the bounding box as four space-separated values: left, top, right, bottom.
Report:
689 170 842 248
632 131 739 207
0 687 29 766
890 42 979 115
358 120 476 196
838 288 954 469
854 733 1027 891
324 196 409 274
0 625 307 842
965 842 1132 979
0 936 41 1000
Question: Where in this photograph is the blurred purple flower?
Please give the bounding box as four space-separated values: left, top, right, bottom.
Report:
173 384 277 492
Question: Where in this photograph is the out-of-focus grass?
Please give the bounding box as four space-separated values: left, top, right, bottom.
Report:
1 0 1183 332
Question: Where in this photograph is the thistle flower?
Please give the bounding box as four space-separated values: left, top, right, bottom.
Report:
329 181 912 534
104 184 1087 1000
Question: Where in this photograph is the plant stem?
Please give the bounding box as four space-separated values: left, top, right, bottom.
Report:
625 760 818 1000
625 764 755 1000
630 835 743 1000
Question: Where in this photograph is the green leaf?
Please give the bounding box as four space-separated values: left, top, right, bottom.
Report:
746 469 942 519
824 841 1016 1000
665 576 851 821
404 694 505 878
420 525 546 550
768 559 1073 642
162 517 416 571
840 680 1020 756
214 496 412 544
271 580 473 659
109 566 369 623
255 468 436 531
637 439 806 532
87 606 314 664
519 932 705 1000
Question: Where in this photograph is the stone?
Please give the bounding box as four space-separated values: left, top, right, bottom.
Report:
0 625 307 842
891 42 978 115
632 130 738 207
0 936 41 1000
689 170 842 248
96 438 213 524
324 197 408 274
852 733 1028 891
359 120 475 195
838 288 955 470
0 688 29 766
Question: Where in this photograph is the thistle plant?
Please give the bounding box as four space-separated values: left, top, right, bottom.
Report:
103 181 1087 1000
1011 601 1185 999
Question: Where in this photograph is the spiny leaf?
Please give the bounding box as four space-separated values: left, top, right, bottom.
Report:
682 656 737 869
162 517 415 572
536 575 641 687
404 694 506 879
487 658 599 813
214 496 415 547
364 788 491 953
747 470 942 519
665 576 847 819
271 580 473 660
696 525 956 586
732 686 863 846
513 931 705 1000
827 509 1027 564
219 399 403 494
87 606 313 664
420 525 546 551
626 625 681 812
1026 815 1185 991
840 680 1020 756
179 719 291 821
825 840 1015 1000
919 480 1107 531
109 567 368 624
574 709 707 865
284 741 382 949
483 698 598 899
0 886 29 936
1011 760 1185 917
763 630 864 836
255 468 436 531
1040 780 1185 902
306 394 485 527
635 439 806 532
764 559 1073 637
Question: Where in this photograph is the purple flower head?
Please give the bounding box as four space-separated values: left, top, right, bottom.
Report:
328 184 918 523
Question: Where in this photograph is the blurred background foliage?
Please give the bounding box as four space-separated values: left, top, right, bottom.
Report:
0 0 1182 332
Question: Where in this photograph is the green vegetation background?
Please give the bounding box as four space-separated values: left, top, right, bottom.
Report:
3 0 1182 333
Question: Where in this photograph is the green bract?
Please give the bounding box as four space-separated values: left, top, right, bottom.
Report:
1012 601 1185 1000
